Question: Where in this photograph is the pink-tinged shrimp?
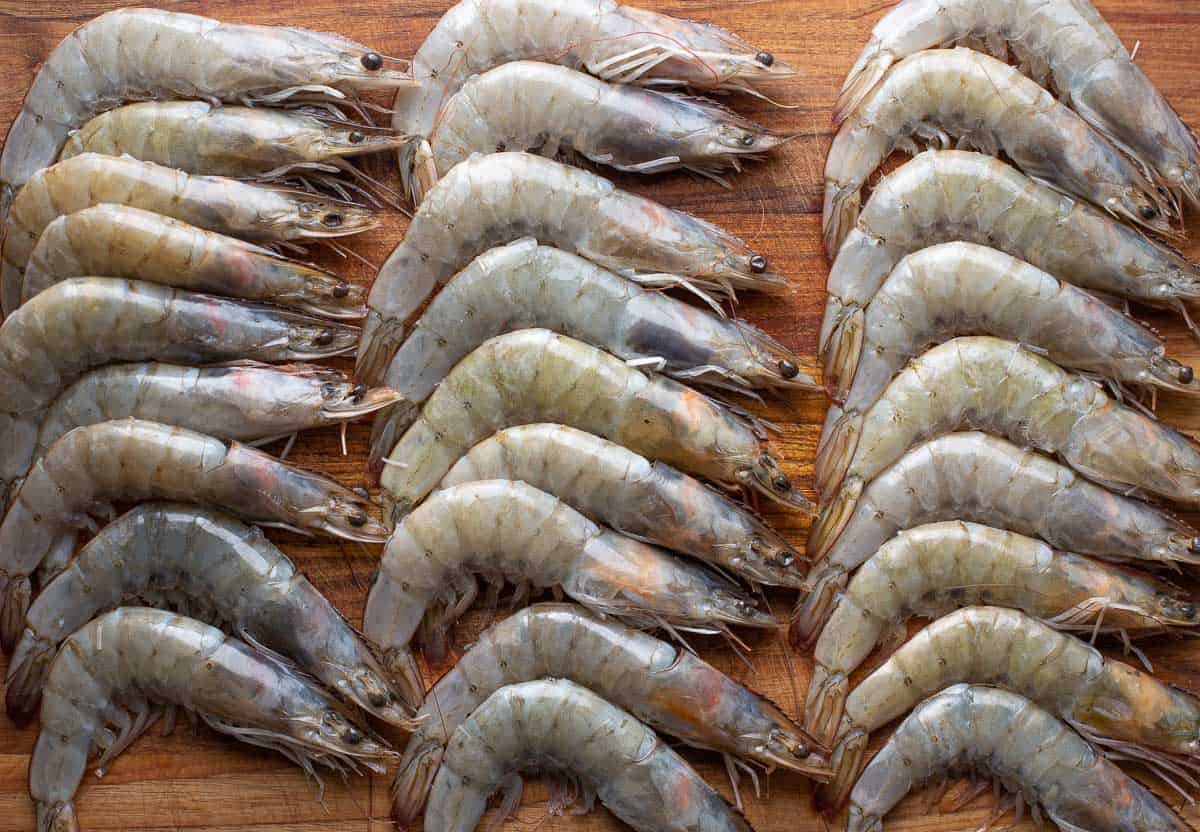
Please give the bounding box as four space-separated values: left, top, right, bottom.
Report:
846 684 1191 832
0 7 412 222
822 48 1172 255
394 0 794 142
379 330 807 522
0 418 388 653
392 603 827 823
794 433 1200 645
363 479 777 712
2 154 377 317
30 608 394 832
425 679 754 832
804 521 1200 748
6 503 412 728
835 0 1200 211
356 152 784 386
21 204 365 319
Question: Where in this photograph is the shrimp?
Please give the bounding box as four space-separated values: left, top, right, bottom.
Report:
815 337 1200 523
30 607 394 832
821 607 1200 811
0 418 388 653
794 433 1200 644
804 521 1200 747
409 61 790 202
0 6 412 221
823 48 1172 255
59 101 404 200
426 678 753 832
436 424 804 588
393 603 827 824
835 0 1200 211
845 684 1192 832
2 154 377 317
21 204 365 319
378 329 807 523
363 479 777 711
820 151 1200 367
34 362 398 460
369 238 815 458
822 241 1197 413
394 0 794 142
7 503 412 728
356 152 784 385
0 277 359 517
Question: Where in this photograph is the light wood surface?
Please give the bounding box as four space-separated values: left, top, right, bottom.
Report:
1 1 1200 831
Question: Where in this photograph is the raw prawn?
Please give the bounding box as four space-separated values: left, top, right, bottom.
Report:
0 418 388 653
425 678 752 832
846 684 1191 832
370 238 815 459
378 329 807 522
6 503 412 727
2 154 377 317
392 603 827 824
30 607 394 832
835 0 1200 211
22 203 365 318
822 607 1200 811
363 479 777 712
804 520 1200 747
823 48 1172 255
794 433 1200 644
356 152 784 385
437 424 804 587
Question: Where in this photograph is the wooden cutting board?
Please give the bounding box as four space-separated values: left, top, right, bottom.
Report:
2 1 1200 830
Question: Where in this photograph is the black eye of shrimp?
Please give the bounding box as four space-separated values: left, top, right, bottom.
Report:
361 52 383 71
1141 205 1159 220
349 131 366 144
741 135 755 147
323 213 343 228
756 51 774 66
750 254 768 273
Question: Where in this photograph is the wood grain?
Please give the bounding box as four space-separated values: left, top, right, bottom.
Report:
1 1 1200 831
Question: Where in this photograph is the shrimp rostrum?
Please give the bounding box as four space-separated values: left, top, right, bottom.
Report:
379 329 807 523
30 608 394 832
363 479 777 715
846 684 1191 832
7 503 412 728
0 418 388 653
393 603 827 824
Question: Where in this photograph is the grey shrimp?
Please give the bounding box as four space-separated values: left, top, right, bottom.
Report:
823 48 1172 254
821 151 1200 367
835 0 1200 210
822 607 1200 812
425 679 753 832
794 433 1200 645
0 418 388 653
379 329 807 522
7 503 412 728
2 154 377 317
30 608 394 832
436 424 804 588
356 152 784 385
410 61 790 201
363 479 777 712
22 204 365 319
393 603 827 824
394 0 794 142
815 337 1200 525
0 6 412 220
0 278 359 517
846 685 1191 832
369 238 816 459
805 521 1200 747
34 361 399 460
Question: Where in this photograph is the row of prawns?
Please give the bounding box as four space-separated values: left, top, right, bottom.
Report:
809 2 1200 832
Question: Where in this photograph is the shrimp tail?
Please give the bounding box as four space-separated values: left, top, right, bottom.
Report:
813 413 862 499
381 645 426 712
834 46 891 127
368 400 422 477
807 479 862 566
0 573 31 654
823 308 865 402
803 665 849 749
823 181 861 259
398 135 438 207
391 740 444 827
36 800 79 832
789 568 846 647
5 630 54 726
356 311 408 387
812 728 868 815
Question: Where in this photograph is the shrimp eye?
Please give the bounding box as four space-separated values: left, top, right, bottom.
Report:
1141 205 1159 220
361 52 383 71
756 51 774 67
351 384 367 400
333 282 351 298
1181 365 1195 384
774 551 796 568
315 329 335 346
322 382 338 397
773 474 792 491
323 213 344 228
348 512 369 528
778 359 799 379
749 254 768 273
741 134 755 147
349 131 365 144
